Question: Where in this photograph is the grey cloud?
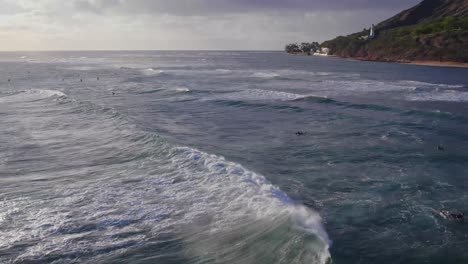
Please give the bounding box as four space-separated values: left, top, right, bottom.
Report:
0 1 26 15
73 0 121 13
73 0 422 15
0 0 423 51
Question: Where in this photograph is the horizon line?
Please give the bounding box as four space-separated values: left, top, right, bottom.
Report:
0 49 283 53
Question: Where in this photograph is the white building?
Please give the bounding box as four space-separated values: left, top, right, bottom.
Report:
369 24 375 39
360 24 376 40
313 47 330 56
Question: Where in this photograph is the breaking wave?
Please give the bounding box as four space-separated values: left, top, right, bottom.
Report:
207 89 307 102
252 72 281 79
0 88 331 264
143 68 168 76
0 89 66 103
407 91 468 102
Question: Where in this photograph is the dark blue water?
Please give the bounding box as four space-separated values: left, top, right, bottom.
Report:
1 51 468 264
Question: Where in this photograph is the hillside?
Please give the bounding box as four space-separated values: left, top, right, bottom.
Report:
322 0 468 63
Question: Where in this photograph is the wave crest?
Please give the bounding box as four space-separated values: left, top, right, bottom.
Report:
0 89 67 103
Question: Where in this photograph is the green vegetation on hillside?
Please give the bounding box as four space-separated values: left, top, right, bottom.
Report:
285 42 320 54
401 16 468 36
322 16 468 62
318 0 468 63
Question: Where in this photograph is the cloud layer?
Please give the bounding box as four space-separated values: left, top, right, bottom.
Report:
73 0 420 14
0 0 421 50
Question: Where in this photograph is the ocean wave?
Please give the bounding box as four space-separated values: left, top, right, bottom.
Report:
398 80 464 89
174 86 191 92
143 68 167 76
171 147 330 242
406 91 468 102
137 86 191 95
215 69 232 74
323 80 416 92
209 89 307 102
1 92 331 263
249 70 347 81
0 89 67 103
251 72 281 79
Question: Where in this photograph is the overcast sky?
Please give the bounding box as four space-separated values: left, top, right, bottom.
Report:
0 0 421 51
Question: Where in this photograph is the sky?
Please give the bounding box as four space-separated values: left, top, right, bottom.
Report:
0 0 421 51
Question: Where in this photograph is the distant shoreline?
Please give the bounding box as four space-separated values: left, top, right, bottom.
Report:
341 56 468 69
286 52 468 68
403 60 468 68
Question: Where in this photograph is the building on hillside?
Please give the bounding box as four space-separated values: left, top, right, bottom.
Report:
313 47 330 56
360 24 376 40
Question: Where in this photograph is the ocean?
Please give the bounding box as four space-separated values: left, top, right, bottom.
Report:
1 51 467 264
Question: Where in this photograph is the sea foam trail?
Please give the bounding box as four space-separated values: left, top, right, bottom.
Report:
252 72 281 79
142 68 167 76
0 89 66 103
249 70 336 80
397 80 465 89
208 89 307 101
407 91 468 102
0 90 331 264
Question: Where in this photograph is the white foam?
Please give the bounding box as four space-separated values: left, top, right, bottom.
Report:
407 91 468 102
1 129 330 263
398 80 464 89
323 80 415 93
213 89 306 101
174 87 191 92
170 147 331 245
249 69 339 80
0 82 330 263
314 72 332 76
214 69 232 74
0 89 66 103
3 144 331 263
143 68 164 75
143 68 166 76
252 72 281 79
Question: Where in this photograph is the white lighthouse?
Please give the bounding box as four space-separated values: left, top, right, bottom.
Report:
369 24 375 39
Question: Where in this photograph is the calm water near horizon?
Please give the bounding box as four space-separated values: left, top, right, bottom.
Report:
1 51 468 264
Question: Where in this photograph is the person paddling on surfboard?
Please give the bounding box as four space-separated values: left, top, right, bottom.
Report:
440 210 464 222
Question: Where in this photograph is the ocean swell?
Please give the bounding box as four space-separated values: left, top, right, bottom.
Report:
0 89 66 103
0 90 331 264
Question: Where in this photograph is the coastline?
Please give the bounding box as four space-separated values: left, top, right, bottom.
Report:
340 56 468 69
285 53 468 68
403 60 468 68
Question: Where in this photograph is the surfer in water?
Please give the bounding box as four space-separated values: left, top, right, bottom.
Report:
440 210 464 222
296 131 306 136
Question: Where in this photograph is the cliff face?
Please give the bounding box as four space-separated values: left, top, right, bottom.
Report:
322 0 468 63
